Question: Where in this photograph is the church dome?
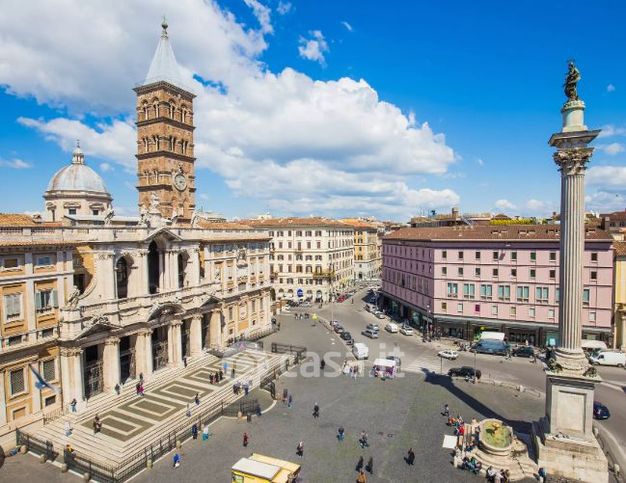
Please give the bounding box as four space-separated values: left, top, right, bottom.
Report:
46 144 110 195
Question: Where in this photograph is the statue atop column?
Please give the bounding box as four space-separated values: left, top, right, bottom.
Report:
563 60 581 101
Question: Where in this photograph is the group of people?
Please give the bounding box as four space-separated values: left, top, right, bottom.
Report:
485 465 511 482
294 313 311 320
233 380 251 395
135 372 145 397
208 369 224 385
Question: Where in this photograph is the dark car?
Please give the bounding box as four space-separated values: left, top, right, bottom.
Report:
334 324 345 334
448 366 482 380
593 402 610 420
340 331 352 341
513 346 535 358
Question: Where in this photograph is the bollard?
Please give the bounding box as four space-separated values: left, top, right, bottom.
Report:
39 454 46 463
82 472 90 481
176 439 181 449
61 464 68 473
147 459 153 469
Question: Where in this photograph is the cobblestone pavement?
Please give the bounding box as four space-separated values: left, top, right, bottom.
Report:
134 312 544 483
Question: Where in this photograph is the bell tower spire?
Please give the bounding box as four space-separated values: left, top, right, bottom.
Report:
134 20 196 222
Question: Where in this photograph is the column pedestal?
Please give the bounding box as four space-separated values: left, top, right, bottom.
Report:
60 347 85 410
103 337 120 392
189 315 203 358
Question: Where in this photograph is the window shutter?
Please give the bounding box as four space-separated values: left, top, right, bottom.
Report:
51 289 58 308
35 292 42 310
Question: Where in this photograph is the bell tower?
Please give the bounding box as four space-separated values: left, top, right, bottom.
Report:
134 19 196 222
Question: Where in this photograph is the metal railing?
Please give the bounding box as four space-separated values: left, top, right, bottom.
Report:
16 429 58 462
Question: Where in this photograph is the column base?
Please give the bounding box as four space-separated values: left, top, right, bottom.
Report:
533 417 608 483
552 346 590 375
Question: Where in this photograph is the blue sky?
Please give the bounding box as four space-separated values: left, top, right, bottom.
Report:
1 0 625 220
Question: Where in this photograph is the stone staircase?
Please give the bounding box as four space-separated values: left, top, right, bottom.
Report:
30 350 289 468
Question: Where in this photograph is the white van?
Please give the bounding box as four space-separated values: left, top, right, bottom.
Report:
352 342 369 360
589 351 626 367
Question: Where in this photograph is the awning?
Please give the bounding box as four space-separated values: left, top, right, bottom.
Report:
373 358 396 368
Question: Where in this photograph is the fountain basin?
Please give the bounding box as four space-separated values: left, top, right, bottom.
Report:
479 418 514 456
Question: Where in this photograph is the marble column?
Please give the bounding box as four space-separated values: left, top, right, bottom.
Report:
60 347 84 409
189 314 203 357
96 251 116 300
209 310 222 349
168 320 183 368
134 329 153 380
103 337 121 391
0 371 6 426
138 249 149 297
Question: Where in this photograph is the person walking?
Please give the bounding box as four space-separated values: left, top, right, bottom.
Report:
288 394 293 408
70 398 77 413
356 456 364 472
115 383 121 395
337 426 345 441
202 424 210 441
64 421 73 437
313 403 319 418
443 403 450 417
93 415 102 434
406 448 415 465
173 452 181 468
365 457 373 474
195 393 200 406
243 432 249 447
231 367 236 379
296 441 304 458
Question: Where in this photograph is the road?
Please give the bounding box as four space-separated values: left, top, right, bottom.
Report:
285 288 626 478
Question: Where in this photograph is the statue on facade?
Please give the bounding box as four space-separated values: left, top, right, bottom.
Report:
67 285 81 309
564 60 581 101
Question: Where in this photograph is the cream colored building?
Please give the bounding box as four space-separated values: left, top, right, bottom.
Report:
342 219 383 281
246 217 354 302
0 22 272 448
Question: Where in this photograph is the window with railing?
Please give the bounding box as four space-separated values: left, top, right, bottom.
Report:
516 286 529 302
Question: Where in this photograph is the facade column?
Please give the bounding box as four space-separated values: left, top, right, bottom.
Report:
134 329 153 380
60 347 84 409
138 249 149 297
209 310 222 349
189 247 201 286
0 371 6 426
103 337 121 392
168 320 183 368
189 314 203 357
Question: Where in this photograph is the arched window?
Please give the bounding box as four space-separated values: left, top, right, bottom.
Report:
178 252 188 288
115 257 129 299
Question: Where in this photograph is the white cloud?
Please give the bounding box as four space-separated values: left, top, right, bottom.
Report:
598 142 625 156
598 125 626 138
18 117 136 170
243 0 273 34
276 1 292 15
341 21 353 32
6 0 457 219
585 191 625 212
607 84 616 93
526 199 546 211
99 162 113 172
587 166 626 187
0 158 32 169
524 198 556 216
494 199 516 211
298 30 329 65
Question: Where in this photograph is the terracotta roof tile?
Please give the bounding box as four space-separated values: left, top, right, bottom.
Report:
384 224 613 242
0 213 38 226
600 210 626 221
195 219 254 230
244 217 353 229
614 241 626 257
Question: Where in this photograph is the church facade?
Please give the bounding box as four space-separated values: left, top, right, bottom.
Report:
0 21 272 449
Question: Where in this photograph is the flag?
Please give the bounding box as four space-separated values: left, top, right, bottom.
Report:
29 364 59 393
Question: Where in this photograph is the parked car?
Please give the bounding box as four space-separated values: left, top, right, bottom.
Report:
399 325 414 336
513 346 535 358
334 324 345 334
366 323 380 332
362 329 379 339
385 323 399 333
593 402 610 420
438 350 459 360
448 366 482 379
353 342 369 360
340 331 353 341
589 351 626 367
329 320 340 328
386 355 402 367
375 312 386 319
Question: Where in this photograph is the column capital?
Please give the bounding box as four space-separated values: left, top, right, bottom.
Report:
190 313 204 322
137 328 153 337
553 147 594 176
170 319 184 327
60 346 83 357
105 336 120 346
96 250 116 260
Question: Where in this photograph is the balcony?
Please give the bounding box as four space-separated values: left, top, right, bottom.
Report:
312 270 334 280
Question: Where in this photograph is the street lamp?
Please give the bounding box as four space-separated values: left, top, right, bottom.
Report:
473 348 477 384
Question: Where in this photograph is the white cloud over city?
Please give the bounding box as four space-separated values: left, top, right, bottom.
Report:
1 0 458 219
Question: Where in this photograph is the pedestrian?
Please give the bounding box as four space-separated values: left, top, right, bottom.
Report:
139 372 144 383
255 403 262 416
195 393 200 406
202 424 210 441
337 426 345 441
405 448 415 465
365 457 373 474
282 388 288 404
352 365 358 380
244 384 249 396
64 420 72 437
173 452 181 468
356 456 364 472
313 403 319 418
183 355 187 368
70 398 77 413
209 373 214 384
443 403 450 417
192 423 198 440
115 383 121 395
186 403 191 417
538 467 547 483
231 367 236 379
288 394 293 408
243 432 249 447
219 369 224 381
296 441 304 458
356 470 367 483
93 415 102 434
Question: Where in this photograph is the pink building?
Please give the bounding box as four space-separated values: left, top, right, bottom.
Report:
381 224 614 346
